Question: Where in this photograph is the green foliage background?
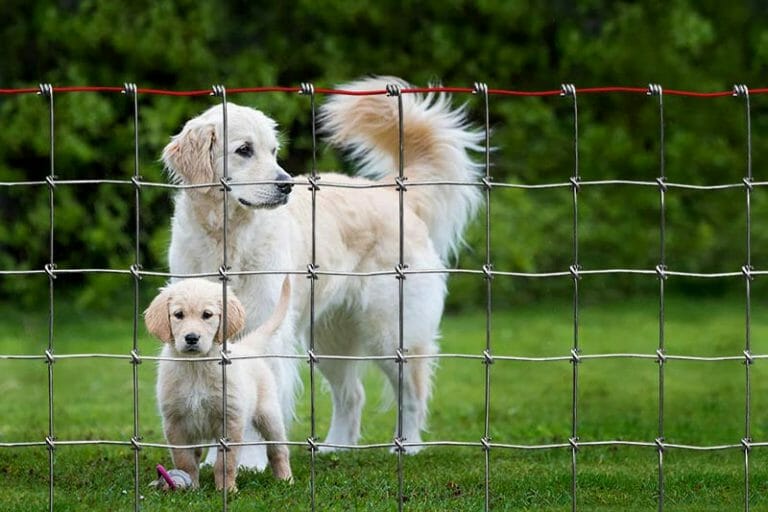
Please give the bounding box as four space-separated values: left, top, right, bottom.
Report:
2 0 768 309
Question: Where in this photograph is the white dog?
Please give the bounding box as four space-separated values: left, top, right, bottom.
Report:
161 76 482 466
145 278 293 490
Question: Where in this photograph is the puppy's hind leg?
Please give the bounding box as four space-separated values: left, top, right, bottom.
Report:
254 388 293 481
317 359 364 452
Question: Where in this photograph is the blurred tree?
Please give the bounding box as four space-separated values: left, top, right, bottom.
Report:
1 0 767 309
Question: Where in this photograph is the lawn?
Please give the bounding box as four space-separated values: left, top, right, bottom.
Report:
2 290 768 511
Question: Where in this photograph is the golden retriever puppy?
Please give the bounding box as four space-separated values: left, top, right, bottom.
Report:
145 278 293 491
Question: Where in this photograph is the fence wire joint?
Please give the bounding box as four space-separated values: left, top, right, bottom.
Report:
733 84 749 97
299 82 315 96
648 83 663 96
481 436 492 452
560 83 576 97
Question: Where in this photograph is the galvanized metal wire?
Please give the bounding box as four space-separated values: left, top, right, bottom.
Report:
0 83 765 511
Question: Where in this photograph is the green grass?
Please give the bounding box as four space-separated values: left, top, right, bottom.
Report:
3 292 768 510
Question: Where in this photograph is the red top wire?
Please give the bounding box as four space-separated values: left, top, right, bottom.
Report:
0 85 765 97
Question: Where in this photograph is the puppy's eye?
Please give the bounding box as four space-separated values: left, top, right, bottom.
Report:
202 311 213 320
235 143 253 158
173 311 184 320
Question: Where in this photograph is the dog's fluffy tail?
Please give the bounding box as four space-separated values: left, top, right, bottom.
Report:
319 76 484 262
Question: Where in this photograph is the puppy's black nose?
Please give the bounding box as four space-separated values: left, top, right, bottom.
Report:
184 333 200 345
277 181 293 195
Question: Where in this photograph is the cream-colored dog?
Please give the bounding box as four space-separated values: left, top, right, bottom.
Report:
162 76 482 466
145 278 293 491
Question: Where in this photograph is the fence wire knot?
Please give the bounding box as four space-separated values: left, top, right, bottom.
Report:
129 264 143 280
386 83 402 97
219 176 232 192
481 436 492 452
395 175 408 192
38 83 53 98
130 436 142 451
744 350 755 366
219 349 232 366
45 436 56 451
472 82 489 95
395 263 408 280
130 176 143 190
569 176 580 191
307 175 321 192
395 348 408 364
45 175 57 189
306 263 319 280
655 264 668 281
560 83 576 97
211 84 226 97
647 83 663 96
742 265 754 281
307 350 319 365
655 437 665 452
570 348 581 365
122 83 137 96
130 349 142 366
568 436 579 451
482 263 494 280
44 349 55 365
307 437 319 452
44 263 57 279
742 437 752 452
218 437 231 452
656 348 667 365
743 176 754 191
733 84 749 97
218 265 231 282
656 176 667 192
393 436 406 453
482 349 494 366
569 264 581 280
299 82 315 96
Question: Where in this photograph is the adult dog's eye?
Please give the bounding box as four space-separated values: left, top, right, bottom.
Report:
202 311 213 320
235 143 253 158
270 147 277 156
173 311 184 320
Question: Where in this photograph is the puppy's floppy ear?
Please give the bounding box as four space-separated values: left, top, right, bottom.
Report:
161 121 217 185
144 288 173 343
217 291 246 343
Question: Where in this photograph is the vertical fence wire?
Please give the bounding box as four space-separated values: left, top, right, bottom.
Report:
473 82 494 512
300 81 319 512
734 83 753 512
649 82 667 512
123 82 143 512
211 85 232 511
561 83 580 512
38 83 56 512
386 82 407 512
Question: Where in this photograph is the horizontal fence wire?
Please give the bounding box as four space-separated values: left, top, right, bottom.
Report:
0 82 764 511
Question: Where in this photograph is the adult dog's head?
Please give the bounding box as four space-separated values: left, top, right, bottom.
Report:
162 103 293 209
144 279 246 356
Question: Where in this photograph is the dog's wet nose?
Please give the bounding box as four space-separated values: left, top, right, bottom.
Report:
275 170 293 195
184 333 200 345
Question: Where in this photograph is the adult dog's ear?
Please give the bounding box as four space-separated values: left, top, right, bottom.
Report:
217 292 246 343
161 121 217 186
144 289 173 343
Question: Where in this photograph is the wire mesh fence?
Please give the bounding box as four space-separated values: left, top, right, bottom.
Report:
0 82 766 511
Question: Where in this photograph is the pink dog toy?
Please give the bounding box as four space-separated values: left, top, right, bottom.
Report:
151 463 193 491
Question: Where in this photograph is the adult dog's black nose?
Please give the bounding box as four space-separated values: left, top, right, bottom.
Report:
277 180 293 195
276 172 293 195
184 333 200 345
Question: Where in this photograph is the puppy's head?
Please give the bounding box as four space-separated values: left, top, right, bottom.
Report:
161 103 293 209
144 279 246 356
